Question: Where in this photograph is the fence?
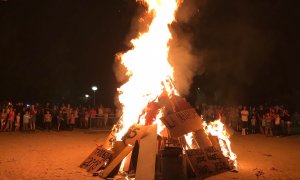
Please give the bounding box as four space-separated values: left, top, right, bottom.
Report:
89 114 118 128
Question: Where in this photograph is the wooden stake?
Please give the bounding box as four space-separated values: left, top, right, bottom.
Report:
135 125 157 180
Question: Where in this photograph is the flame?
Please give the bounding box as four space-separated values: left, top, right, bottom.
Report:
203 119 238 167
184 132 194 149
110 0 238 174
115 0 181 140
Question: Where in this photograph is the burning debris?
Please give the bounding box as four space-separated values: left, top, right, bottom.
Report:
80 94 237 179
81 0 237 179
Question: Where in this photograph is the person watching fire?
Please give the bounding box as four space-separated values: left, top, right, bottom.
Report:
240 106 249 135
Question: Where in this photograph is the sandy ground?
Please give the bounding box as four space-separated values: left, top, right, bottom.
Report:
208 133 300 180
1 129 300 180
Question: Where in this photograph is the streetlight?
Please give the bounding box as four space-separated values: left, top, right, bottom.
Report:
85 94 89 103
91 86 98 107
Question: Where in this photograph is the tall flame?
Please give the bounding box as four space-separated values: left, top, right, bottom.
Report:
116 0 181 140
113 0 238 173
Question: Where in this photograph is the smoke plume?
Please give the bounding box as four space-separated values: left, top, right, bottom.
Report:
169 0 206 95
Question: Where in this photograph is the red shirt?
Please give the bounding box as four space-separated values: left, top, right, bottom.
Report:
8 111 15 121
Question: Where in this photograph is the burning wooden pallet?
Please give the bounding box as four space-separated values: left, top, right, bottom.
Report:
80 96 237 179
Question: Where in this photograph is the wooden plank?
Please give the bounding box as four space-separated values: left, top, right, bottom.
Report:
122 125 148 146
100 145 133 178
122 151 132 172
161 108 203 138
79 146 113 173
102 125 119 149
193 129 213 149
208 135 221 151
186 146 232 179
135 125 157 180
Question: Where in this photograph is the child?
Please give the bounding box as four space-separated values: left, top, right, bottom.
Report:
30 105 37 131
15 112 21 131
44 111 52 131
23 111 30 131
57 110 64 131
251 115 256 134
69 113 75 130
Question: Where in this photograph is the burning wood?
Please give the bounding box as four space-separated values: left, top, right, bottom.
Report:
100 143 133 178
80 95 237 179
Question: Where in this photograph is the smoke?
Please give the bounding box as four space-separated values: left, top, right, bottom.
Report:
114 0 299 106
168 29 204 95
168 0 206 96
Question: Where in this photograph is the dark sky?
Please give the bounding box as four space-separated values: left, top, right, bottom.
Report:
0 0 299 108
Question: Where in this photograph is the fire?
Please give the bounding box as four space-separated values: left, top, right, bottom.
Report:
183 119 238 168
80 0 240 178
113 0 237 173
184 132 194 149
115 0 181 140
203 119 238 167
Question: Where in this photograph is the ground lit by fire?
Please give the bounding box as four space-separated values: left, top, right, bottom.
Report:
0 130 299 179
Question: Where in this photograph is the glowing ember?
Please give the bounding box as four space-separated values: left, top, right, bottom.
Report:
203 119 238 167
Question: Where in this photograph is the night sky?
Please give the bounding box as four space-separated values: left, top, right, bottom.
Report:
0 0 299 108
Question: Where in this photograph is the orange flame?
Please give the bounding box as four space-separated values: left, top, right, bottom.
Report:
115 0 181 140
113 0 237 172
203 119 238 167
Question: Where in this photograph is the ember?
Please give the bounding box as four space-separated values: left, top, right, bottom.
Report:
81 0 237 179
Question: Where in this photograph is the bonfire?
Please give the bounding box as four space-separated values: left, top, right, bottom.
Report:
80 0 237 179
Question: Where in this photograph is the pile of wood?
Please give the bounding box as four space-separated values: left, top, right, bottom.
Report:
80 95 236 179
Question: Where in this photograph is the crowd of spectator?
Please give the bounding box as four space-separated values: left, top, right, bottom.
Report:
198 104 300 136
2 101 300 137
0 102 115 132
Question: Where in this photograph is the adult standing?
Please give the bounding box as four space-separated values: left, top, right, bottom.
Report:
69 113 75 130
284 109 291 135
23 111 30 131
44 111 52 131
274 113 281 136
7 108 15 131
1 109 7 131
65 104 72 126
29 105 37 131
78 107 85 128
56 110 64 131
89 108 96 128
15 112 21 131
257 105 265 134
265 113 273 136
240 106 249 135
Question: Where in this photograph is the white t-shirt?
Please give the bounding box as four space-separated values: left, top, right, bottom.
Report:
275 116 281 125
241 110 249 122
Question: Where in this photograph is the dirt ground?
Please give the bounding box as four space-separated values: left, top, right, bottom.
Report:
0 129 300 180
